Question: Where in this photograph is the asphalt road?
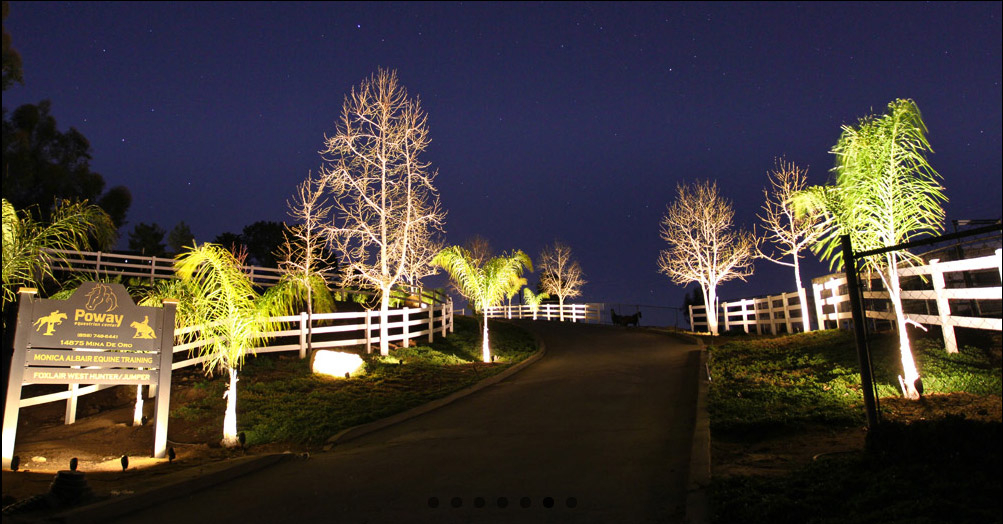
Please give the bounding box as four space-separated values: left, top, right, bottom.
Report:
112 321 701 524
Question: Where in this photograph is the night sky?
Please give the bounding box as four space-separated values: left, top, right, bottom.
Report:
4 2 1001 317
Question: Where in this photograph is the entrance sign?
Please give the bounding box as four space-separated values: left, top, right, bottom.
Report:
2 283 177 470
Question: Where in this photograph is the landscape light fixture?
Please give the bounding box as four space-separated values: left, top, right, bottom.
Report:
120 455 129 471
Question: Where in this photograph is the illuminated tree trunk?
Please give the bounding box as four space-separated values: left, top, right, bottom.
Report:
482 316 491 363
886 257 921 399
702 284 719 336
221 367 240 447
380 291 391 356
793 258 811 332
558 296 565 322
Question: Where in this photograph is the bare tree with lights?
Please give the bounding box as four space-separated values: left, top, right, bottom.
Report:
538 241 586 321
658 180 755 336
318 68 446 356
756 158 823 333
795 99 946 400
277 173 336 356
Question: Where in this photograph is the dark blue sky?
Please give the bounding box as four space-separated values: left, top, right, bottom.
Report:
5 1 1001 314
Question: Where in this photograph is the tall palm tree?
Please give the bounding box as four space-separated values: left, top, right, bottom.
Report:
147 243 292 447
433 247 532 363
796 99 946 400
2 198 115 310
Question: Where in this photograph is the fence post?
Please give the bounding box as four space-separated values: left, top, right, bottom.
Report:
428 305 435 343
841 235 880 430
928 259 958 354
64 374 79 425
299 312 308 359
402 308 410 348
448 300 454 333
365 311 372 354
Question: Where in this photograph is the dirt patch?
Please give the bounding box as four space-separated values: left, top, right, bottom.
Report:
2 365 315 509
711 392 1003 479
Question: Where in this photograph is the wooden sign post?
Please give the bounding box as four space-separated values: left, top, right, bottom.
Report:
2 283 177 470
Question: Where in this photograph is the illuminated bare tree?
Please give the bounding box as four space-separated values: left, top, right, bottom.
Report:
756 158 823 332
278 173 336 356
658 180 754 335
539 241 586 321
318 68 446 356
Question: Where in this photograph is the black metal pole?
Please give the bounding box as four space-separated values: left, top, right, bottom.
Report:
841 235 880 430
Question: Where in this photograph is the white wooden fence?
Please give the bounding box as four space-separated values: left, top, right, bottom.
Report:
689 290 807 335
689 249 1002 350
483 303 599 323
18 302 455 419
812 249 1002 353
47 248 284 286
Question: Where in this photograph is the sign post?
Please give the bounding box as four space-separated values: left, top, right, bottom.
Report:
2 283 177 469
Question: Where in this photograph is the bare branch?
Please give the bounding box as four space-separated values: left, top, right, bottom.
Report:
658 180 755 335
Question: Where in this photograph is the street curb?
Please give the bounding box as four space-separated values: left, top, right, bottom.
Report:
685 337 711 524
47 452 298 524
326 329 547 446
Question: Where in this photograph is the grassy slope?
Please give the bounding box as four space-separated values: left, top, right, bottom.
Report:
170 316 536 445
708 329 1002 524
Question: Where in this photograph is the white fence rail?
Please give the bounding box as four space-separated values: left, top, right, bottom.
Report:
483 303 600 323
46 248 284 286
689 290 807 335
19 301 455 415
44 248 449 307
812 249 1002 353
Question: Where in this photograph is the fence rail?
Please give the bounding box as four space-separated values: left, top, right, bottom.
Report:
689 290 807 335
812 249 1001 353
483 303 600 323
44 248 449 305
18 301 455 415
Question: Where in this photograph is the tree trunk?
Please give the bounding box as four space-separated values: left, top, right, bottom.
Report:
793 258 811 332
887 264 921 399
132 385 143 426
559 296 565 321
306 286 314 357
481 315 491 363
221 367 240 447
703 284 719 336
380 290 391 356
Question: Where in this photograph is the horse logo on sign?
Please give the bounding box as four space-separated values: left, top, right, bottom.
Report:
33 311 67 335
84 283 119 313
131 316 157 339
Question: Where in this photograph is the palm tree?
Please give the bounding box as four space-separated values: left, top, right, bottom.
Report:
2 198 115 310
148 243 292 447
522 288 549 320
795 99 946 400
433 246 532 363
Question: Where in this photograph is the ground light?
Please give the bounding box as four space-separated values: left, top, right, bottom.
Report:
312 350 364 378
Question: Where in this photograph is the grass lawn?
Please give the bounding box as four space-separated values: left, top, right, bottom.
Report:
169 315 536 446
706 328 1002 524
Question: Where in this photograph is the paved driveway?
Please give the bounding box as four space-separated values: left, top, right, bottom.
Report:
114 321 701 524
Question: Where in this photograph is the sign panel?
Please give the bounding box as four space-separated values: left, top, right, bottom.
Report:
24 367 157 386
28 282 163 351
26 349 156 369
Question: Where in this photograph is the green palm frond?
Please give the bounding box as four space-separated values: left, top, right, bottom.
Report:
798 99 946 273
2 198 116 308
170 243 291 375
523 288 549 309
